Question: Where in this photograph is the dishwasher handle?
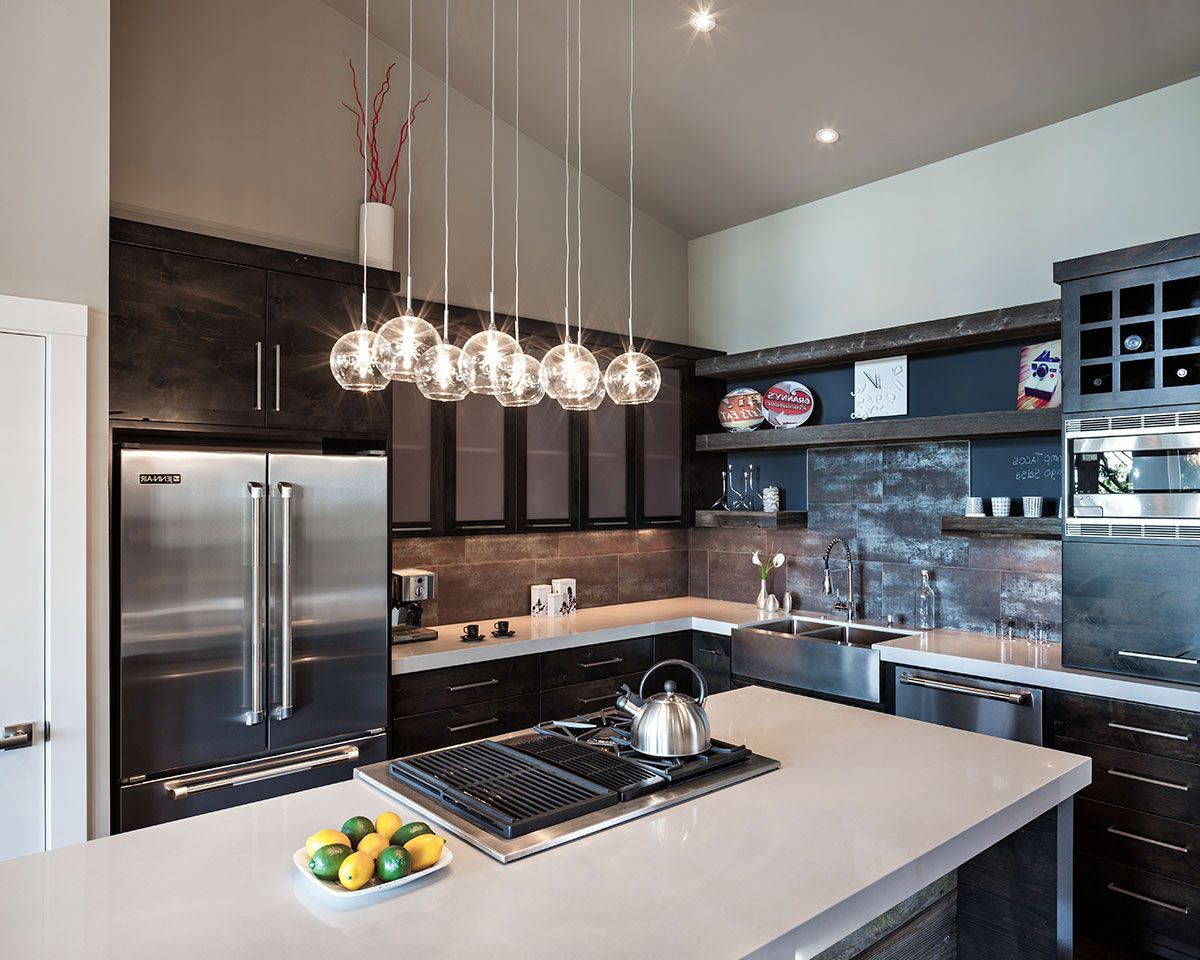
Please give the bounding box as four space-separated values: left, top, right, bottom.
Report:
899 672 1033 705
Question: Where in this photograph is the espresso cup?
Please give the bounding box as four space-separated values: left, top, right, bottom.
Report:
463 623 480 639
493 620 510 634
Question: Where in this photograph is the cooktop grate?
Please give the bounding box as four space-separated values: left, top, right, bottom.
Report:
389 740 617 839
503 733 665 800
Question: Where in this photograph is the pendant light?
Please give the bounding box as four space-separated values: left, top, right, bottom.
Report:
331 0 389 393
496 0 546 408
540 0 600 404
416 0 470 401
560 0 606 413
460 0 519 395
605 0 661 405
373 0 440 382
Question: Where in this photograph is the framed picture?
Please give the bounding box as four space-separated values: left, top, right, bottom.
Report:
852 356 907 420
1017 340 1062 410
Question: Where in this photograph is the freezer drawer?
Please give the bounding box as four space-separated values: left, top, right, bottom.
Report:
119 733 386 832
894 668 1043 745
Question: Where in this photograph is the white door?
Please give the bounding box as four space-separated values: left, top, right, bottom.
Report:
0 331 47 860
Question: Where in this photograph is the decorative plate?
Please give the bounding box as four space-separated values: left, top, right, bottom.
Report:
292 844 453 901
718 388 764 432
761 381 815 428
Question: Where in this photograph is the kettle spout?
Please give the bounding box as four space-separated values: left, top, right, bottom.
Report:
615 684 645 718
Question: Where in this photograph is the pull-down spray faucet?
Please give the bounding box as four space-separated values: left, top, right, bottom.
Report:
822 537 855 622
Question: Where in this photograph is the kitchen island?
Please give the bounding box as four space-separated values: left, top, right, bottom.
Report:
0 686 1089 960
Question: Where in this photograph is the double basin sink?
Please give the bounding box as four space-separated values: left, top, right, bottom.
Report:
730 616 913 705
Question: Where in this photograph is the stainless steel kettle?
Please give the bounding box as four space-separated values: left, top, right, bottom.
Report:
615 659 710 757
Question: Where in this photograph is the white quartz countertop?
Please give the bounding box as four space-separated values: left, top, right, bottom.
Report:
0 687 1090 960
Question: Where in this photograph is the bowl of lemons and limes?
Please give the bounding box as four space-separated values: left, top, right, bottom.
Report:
293 811 451 898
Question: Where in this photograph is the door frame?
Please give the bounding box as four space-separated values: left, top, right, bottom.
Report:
0 293 88 849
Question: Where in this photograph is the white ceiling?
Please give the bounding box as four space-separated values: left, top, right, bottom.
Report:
322 0 1200 239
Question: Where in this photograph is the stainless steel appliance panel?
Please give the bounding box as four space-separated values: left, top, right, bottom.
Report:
119 450 269 778
119 733 386 832
267 453 388 749
894 668 1043 745
731 622 882 704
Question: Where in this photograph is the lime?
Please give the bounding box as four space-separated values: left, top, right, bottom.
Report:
341 816 376 849
308 843 352 881
376 845 413 882
390 821 433 847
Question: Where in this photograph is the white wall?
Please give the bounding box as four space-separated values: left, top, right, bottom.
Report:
111 0 689 344
0 0 110 838
689 77 1200 354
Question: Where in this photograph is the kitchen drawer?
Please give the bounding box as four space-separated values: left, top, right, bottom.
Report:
1058 736 1200 824
392 655 539 717
539 671 644 721
392 694 540 756
1078 797 1200 888
1053 690 1200 764
540 637 654 689
1077 853 1200 959
692 631 731 695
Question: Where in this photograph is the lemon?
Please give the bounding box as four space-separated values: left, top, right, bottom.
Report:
403 834 447 872
356 832 390 859
375 811 403 838
306 829 351 859
338 850 375 891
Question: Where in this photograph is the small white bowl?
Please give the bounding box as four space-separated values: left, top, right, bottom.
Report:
292 843 453 901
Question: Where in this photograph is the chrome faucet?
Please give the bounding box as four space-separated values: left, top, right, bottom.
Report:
822 537 855 622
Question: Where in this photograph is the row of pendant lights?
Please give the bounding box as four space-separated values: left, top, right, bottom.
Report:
330 0 660 409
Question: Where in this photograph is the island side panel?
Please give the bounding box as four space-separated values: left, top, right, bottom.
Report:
957 800 1073 960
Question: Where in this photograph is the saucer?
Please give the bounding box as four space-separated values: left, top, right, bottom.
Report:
491 630 516 638
460 634 485 643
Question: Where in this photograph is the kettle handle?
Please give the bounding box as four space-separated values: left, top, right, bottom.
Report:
638 659 708 706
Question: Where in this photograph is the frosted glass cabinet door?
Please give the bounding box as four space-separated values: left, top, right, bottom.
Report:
640 366 683 521
524 399 573 529
585 401 634 526
392 385 433 532
455 392 511 530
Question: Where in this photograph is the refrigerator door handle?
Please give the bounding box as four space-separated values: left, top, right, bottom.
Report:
273 481 295 720
246 482 266 725
161 743 360 800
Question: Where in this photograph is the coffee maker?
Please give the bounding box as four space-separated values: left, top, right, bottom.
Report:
391 568 438 643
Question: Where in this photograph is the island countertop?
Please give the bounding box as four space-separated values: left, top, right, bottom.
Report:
0 686 1090 960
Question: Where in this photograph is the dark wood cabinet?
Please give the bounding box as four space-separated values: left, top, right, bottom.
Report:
638 365 685 525
691 631 732 694
448 392 516 533
517 400 577 532
581 402 636 528
539 637 654 689
110 243 266 425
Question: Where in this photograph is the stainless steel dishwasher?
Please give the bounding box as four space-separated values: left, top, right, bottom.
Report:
893 667 1044 745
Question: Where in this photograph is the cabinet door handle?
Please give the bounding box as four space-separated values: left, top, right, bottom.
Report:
1108 768 1189 792
447 678 499 693
1118 649 1199 666
580 657 623 669
274 344 281 411
447 717 499 734
579 693 618 705
1107 883 1189 915
1108 721 1190 742
702 648 722 657
1107 826 1190 854
255 342 263 410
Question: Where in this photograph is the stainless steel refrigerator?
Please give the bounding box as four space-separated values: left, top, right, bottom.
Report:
116 447 389 831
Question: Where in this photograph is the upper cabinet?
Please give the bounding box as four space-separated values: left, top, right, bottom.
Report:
452 392 515 533
638 366 685 525
582 402 636 528
519 399 576 532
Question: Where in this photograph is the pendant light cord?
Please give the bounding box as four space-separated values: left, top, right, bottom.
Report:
360 0 370 329
575 0 582 344
489 0 496 328
562 0 571 343
405 0 413 313
442 0 450 339
627 0 635 348
514 0 521 343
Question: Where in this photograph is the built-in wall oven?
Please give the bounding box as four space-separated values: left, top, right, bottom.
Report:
1065 408 1200 540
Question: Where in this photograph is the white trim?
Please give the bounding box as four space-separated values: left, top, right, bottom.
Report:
0 294 89 849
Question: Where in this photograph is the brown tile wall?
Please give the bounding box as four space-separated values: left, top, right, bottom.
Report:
392 528 689 625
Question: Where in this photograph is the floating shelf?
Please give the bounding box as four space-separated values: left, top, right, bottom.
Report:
694 300 1060 380
940 516 1062 539
695 409 1062 453
694 510 808 529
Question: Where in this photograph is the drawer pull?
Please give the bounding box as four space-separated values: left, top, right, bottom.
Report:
447 717 499 734
1107 721 1190 742
579 693 618 705
162 744 359 800
702 648 723 656
1107 826 1190 854
447 678 500 693
1107 883 1190 915
1108 768 1190 792
1117 650 1199 666
899 672 1032 705
580 657 623 669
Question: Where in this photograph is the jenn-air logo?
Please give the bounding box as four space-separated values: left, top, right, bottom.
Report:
138 474 182 484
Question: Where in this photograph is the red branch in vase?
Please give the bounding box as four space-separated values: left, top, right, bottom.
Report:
341 59 430 206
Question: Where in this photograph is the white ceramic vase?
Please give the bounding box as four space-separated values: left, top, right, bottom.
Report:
359 201 394 270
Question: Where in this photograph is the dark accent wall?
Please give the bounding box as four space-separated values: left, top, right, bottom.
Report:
690 441 1063 637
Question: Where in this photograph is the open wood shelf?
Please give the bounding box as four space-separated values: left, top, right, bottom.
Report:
695 408 1062 453
694 299 1060 380
694 510 807 529
940 516 1062 539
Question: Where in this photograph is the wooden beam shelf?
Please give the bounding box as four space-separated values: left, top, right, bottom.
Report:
694 300 1060 380
695 408 1062 453
941 516 1062 539
694 510 807 529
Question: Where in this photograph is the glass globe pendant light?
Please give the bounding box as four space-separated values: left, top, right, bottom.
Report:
604 0 660 406
374 7 441 383
331 0 388 393
496 0 545 409
416 0 469 402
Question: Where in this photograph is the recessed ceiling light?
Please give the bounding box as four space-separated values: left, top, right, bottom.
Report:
815 127 840 144
689 9 716 32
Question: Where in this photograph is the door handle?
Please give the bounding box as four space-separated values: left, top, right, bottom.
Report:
246 482 266 725
255 342 263 411
274 344 282 412
899 672 1032 705
1 723 33 751
580 657 623 669
1118 649 1199 666
273 482 295 720
447 717 499 733
162 744 359 799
